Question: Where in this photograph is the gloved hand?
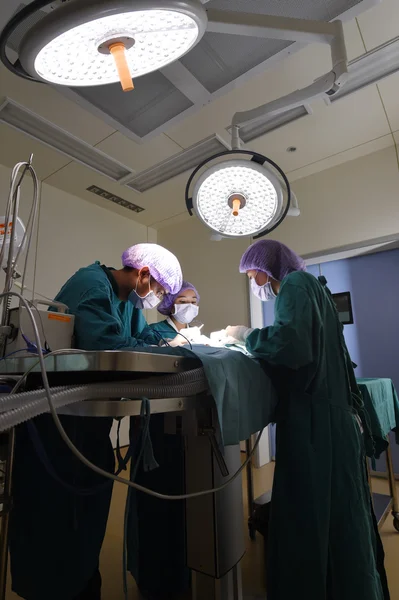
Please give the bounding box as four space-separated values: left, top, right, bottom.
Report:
168 335 189 347
181 326 203 343
225 325 253 343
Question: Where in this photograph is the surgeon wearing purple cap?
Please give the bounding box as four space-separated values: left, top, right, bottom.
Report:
150 281 200 344
225 239 388 600
9 243 184 600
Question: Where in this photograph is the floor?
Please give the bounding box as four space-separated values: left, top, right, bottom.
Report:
5 461 399 599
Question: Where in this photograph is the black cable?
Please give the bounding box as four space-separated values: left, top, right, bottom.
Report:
151 328 192 350
147 329 171 348
173 331 192 350
0 0 53 82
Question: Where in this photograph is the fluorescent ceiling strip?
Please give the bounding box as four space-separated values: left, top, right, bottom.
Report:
0 98 133 181
229 105 311 143
331 36 399 102
126 135 229 193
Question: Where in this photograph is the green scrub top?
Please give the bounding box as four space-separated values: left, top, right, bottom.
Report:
149 318 179 341
246 271 388 600
9 262 158 600
54 261 158 350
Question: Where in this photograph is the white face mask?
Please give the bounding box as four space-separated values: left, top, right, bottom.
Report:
250 273 276 302
173 303 199 324
128 276 161 310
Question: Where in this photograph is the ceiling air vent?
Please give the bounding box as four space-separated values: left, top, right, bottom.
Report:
87 185 144 213
126 134 230 193
0 98 134 182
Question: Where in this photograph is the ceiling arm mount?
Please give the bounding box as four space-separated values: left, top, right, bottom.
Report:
206 11 349 149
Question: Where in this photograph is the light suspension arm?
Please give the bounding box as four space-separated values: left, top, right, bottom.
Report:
207 11 348 148
207 11 348 85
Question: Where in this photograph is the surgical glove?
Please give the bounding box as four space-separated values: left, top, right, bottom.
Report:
181 326 203 343
168 336 189 347
225 325 254 343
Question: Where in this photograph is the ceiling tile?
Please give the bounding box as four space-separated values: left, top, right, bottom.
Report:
0 123 71 180
43 160 190 228
376 72 399 132
356 0 399 50
73 72 193 139
248 86 391 172
0 65 115 145
95 132 183 173
288 133 394 181
43 162 148 223
139 173 191 226
342 18 368 60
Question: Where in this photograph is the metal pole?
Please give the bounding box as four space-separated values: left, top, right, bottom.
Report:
385 437 399 521
0 427 16 600
245 438 255 539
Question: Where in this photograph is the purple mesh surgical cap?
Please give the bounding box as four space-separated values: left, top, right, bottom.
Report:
239 240 306 281
122 243 182 295
157 281 200 316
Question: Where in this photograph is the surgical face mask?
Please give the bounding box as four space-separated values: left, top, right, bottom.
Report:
250 274 276 302
128 276 161 310
173 303 199 324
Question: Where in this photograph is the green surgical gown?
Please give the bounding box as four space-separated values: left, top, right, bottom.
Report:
10 262 158 600
246 271 389 600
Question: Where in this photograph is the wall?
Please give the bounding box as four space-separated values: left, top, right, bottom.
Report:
306 248 399 389
0 164 155 297
0 162 157 447
272 146 399 256
158 218 251 334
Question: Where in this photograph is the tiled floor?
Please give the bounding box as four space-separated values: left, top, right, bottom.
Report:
6 461 399 599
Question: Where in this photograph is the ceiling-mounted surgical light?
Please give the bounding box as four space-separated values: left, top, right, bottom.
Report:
0 0 207 92
185 150 291 239
184 13 349 238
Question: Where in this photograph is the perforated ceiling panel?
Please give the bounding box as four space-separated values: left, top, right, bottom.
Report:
76 72 193 139
5 0 375 140
206 0 362 21
180 34 292 93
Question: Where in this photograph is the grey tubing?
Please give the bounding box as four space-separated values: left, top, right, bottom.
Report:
0 368 208 431
0 368 207 410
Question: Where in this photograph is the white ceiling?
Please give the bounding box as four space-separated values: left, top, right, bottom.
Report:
1 0 399 229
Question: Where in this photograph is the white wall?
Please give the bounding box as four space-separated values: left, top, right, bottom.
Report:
158 218 251 334
272 145 399 255
0 164 154 296
0 162 157 447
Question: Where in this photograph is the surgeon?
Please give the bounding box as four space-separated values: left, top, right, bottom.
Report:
225 239 389 600
9 243 183 600
151 280 200 342
127 282 200 600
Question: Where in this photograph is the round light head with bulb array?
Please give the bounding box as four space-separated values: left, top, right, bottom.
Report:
18 0 207 89
186 151 291 239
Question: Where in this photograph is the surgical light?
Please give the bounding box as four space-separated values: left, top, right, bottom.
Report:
2 0 207 91
185 150 291 240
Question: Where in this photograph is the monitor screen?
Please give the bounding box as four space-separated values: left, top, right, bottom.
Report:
332 291 354 325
